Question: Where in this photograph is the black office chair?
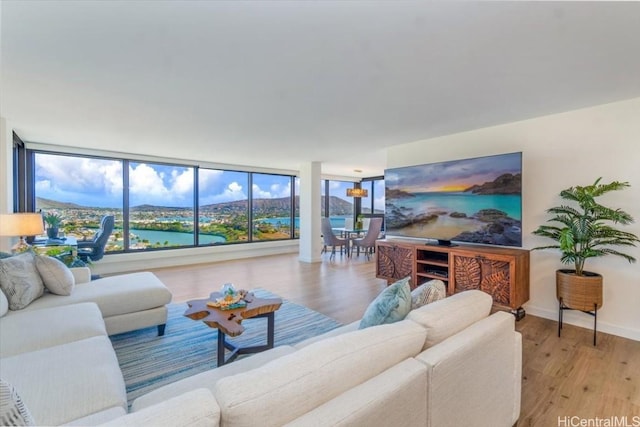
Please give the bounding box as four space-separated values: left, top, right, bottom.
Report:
77 215 115 262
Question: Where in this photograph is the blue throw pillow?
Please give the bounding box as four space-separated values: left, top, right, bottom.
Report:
359 277 412 329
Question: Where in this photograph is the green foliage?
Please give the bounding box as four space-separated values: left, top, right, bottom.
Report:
532 178 639 275
43 212 63 227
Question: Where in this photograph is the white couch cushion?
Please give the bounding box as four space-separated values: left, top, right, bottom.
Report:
0 302 107 358
285 359 428 427
102 389 220 427
15 272 172 317
0 336 127 426
63 407 127 426
406 289 493 350
293 320 360 349
214 319 427 427
131 345 297 411
35 255 75 296
0 252 44 310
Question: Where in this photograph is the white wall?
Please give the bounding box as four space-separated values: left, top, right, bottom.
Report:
387 97 640 341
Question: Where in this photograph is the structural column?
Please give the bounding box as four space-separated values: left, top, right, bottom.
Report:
298 161 322 263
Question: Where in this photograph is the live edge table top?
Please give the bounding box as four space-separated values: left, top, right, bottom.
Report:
184 292 283 337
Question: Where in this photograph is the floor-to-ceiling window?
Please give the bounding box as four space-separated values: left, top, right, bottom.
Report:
34 152 123 253
251 173 293 241
198 169 249 245
325 180 355 228
128 161 195 250
26 148 298 255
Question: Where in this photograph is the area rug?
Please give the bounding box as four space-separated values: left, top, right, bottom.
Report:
110 289 342 405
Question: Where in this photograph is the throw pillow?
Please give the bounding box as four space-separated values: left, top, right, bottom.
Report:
359 276 412 329
0 289 8 317
0 379 35 426
34 255 75 296
411 279 447 310
0 252 44 310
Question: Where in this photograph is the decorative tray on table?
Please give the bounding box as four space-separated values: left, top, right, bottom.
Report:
207 289 249 310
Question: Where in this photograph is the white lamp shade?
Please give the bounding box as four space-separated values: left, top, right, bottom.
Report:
0 213 45 237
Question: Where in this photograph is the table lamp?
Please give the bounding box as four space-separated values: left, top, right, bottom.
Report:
0 213 45 253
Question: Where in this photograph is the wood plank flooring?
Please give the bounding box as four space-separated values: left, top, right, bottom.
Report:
148 252 640 426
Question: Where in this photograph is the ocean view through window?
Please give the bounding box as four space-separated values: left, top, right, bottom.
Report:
31 151 299 253
28 150 382 254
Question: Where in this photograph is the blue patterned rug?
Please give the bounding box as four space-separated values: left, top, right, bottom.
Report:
110 289 342 405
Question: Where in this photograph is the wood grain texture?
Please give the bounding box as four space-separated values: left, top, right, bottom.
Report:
453 255 482 291
184 292 282 336
375 242 414 284
127 252 637 425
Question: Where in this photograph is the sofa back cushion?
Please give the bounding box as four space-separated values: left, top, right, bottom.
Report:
406 290 493 350
214 319 427 427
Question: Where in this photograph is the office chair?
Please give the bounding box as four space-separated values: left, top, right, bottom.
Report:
77 215 115 262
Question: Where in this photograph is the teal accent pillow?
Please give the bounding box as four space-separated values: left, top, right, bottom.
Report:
359 277 412 329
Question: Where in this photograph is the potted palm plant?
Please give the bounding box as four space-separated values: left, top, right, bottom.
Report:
43 212 63 239
532 178 639 313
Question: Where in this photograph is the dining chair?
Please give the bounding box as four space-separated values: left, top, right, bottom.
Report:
350 217 383 260
321 217 347 259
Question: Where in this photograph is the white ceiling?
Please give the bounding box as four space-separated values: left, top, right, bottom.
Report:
2 1 640 178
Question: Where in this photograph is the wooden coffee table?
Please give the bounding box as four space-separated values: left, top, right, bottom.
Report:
184 291 282 366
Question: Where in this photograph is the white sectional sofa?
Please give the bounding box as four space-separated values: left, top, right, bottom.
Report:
127 289 523 427
1 266 521 426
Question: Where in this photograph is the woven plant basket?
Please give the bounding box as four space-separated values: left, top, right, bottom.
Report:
556 269 603 312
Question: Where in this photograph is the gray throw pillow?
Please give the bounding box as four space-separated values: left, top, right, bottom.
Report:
0 379 35 426
0 252 45 310
34 255 75 296
411 279 447 310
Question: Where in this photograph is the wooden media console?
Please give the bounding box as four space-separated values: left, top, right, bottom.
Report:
376 239 530 319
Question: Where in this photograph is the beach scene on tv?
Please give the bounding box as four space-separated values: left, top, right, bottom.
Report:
385 152 522 247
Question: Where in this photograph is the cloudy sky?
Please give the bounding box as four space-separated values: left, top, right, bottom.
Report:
35 153 296 208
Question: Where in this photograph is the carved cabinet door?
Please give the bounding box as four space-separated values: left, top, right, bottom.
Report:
376 243 414 284
451 253 513 307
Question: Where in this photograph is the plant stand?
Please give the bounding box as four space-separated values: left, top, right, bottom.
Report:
558 299 598 346
556 269 603 346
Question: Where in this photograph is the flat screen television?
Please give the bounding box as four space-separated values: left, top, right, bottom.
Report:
384 152 522 247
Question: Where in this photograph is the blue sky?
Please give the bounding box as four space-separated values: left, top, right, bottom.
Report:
35 153 296 208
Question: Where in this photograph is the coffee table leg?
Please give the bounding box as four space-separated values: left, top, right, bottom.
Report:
217 330 227 367
267 311 275 348
217 312 276 367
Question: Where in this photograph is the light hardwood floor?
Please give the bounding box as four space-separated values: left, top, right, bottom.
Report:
148 252 640 426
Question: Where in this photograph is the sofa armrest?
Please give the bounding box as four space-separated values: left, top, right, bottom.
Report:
70 267 92 284
99 388 220 427
415 311 522 427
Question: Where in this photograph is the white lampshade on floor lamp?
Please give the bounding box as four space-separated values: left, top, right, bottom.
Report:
0 213 45 253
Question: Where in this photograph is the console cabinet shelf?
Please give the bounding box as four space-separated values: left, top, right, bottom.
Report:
375 239 530 315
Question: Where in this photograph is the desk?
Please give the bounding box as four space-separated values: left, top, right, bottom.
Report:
32 236 78 257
